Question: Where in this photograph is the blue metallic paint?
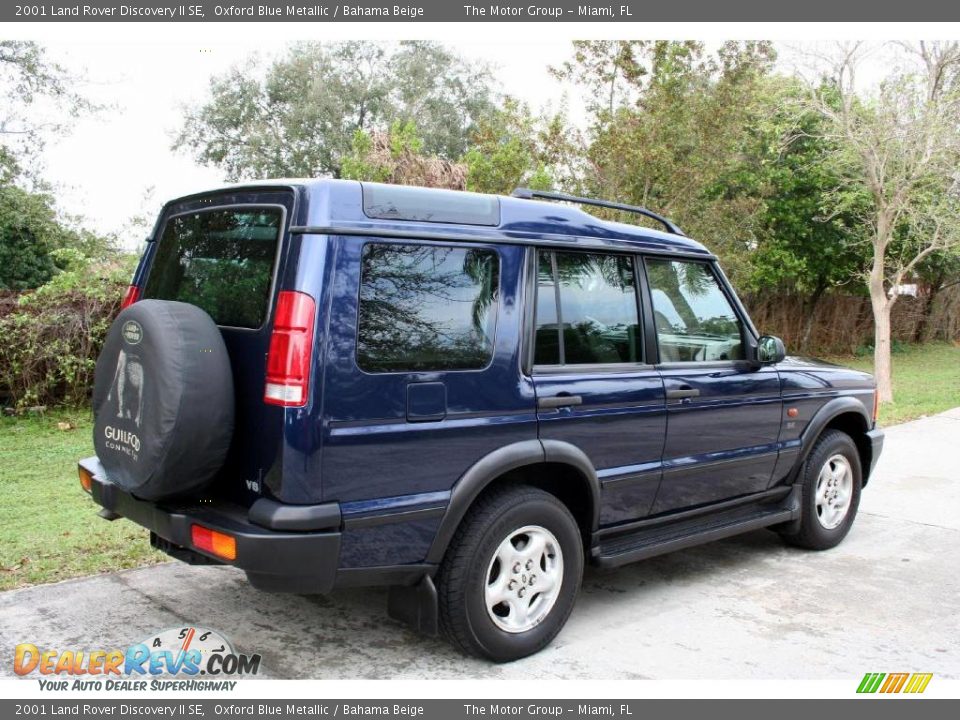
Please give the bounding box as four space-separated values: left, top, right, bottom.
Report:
128 179 881 579
652 365 783 513
533 369 667 525
339 516 442 568
319 235 537 505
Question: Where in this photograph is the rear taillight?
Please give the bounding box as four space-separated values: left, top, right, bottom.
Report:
191 525 237 561
78 465 93 493
120 285 140 310
264 290 316 407
872 389 880 426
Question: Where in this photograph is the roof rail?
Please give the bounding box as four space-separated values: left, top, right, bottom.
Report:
511 188 685 236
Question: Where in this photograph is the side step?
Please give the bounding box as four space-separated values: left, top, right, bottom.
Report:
593 485 801 568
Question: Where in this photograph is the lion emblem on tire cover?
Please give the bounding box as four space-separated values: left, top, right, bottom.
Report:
107 349 144 428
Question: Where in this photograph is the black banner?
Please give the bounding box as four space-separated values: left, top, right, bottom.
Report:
5 0 960 22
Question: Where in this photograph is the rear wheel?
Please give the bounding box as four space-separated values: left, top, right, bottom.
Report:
780 429 862 550
436 486 583 662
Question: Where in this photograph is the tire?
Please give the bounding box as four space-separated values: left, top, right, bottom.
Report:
92 300 234 501
436 485 584 662
780 429 862 550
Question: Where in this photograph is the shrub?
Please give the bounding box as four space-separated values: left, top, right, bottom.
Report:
0 253 135 408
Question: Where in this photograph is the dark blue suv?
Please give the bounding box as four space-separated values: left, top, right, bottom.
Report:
80 180 884 661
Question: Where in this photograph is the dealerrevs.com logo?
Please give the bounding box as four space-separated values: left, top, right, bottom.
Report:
14 626 261 691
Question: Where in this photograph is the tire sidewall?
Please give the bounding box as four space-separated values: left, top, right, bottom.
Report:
462 494 583 662
802 432 863 546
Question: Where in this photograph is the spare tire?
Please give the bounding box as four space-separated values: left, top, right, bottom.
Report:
92 300 234 501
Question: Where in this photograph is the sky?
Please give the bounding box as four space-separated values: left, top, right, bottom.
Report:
34 40 584 243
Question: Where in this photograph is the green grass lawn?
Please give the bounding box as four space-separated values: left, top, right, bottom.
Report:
826 342 960 426
0 342 957 592
0 409 164 592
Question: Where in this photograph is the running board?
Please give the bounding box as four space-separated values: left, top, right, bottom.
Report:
593 485 801 568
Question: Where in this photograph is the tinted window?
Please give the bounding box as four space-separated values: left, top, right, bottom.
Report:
535 251 641 365
357 243 499 372
362 183 500 226
645 259 744 362
144 207 282 329
534 252 560 365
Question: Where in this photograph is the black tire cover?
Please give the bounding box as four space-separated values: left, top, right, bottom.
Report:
92 300 234 501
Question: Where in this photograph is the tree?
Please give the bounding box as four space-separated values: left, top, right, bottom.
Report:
0 184 59 291
556 41 776 244
802 42 960 402
463 98 581 195
0 184 117 292
341 120 467 189
550 41 649 117
0 41 96 176
723 76 869 346
175 41 495 181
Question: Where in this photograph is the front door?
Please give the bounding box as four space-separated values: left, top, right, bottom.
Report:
642 257 782 514
531 249 667 526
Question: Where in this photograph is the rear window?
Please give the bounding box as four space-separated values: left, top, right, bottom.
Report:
143 206 283 329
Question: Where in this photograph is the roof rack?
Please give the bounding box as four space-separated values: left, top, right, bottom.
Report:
511 188 685 237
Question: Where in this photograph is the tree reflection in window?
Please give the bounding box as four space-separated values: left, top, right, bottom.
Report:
535 251 641 365
357 243 499 372
144 208 281 329
645 259 744 362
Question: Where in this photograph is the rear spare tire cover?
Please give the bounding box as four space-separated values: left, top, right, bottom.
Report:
92 300 234 501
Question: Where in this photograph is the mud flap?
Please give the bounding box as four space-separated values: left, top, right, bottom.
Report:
772 483 805 536
387 575 439 637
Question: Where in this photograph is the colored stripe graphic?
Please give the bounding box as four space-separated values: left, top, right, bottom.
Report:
881 673 909 693
904 673 933 694
857 672 932 694
857 673 885 693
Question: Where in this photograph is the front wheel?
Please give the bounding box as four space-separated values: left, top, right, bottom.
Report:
780 429 862 550
436 485 583 662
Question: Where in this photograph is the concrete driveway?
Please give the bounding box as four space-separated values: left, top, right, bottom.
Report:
2 409 958 679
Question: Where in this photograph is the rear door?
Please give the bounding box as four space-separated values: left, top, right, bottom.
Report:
531 249 666 526
642 257 782 513
319 237 536 514
139 190 295 505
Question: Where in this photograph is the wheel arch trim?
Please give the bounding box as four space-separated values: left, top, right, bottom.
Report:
540 439 602 531
424 439 601 564
792 396 872 481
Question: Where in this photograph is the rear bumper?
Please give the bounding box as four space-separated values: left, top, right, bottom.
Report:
866 427 884 478
79 457 341 593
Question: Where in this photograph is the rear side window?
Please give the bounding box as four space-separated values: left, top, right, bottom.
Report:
144 206 282 329
356 243 500 373
534 250 641 366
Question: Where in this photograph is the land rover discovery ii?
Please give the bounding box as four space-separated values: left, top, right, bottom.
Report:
80 180 884 661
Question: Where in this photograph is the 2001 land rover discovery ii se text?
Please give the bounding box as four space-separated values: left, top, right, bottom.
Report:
79 180 884 662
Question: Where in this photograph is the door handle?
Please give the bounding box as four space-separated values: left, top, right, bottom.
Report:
538 395 583 410
666 388 700 400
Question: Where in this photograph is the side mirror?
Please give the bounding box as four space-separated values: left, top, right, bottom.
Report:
756 335 786 364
